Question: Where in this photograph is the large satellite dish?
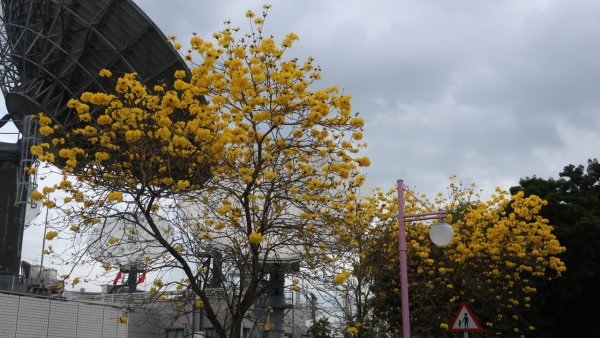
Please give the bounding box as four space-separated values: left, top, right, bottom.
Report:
0 0 189 286
0 0 188 131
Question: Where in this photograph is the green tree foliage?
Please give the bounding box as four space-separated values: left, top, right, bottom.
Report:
307 317 334 338
511 158 600 337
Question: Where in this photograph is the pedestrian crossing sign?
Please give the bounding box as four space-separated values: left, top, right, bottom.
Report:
450 302 482 332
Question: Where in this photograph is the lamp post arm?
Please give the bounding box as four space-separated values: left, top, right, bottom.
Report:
403 185 435 212
404 211 448 222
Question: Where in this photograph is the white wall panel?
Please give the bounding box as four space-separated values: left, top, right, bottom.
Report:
0 292 127 338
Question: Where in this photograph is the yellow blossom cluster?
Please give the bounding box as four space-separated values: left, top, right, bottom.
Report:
45 231 58 241
333 270 351 284
248 232 264 244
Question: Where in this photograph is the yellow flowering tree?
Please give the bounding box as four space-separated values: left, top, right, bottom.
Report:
299 186 397 336
370 180 565 336
30 7 368 338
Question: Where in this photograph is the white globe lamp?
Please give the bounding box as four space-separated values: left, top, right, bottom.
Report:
429 221 454 246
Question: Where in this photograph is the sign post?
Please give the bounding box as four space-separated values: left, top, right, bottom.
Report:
449 302 482 337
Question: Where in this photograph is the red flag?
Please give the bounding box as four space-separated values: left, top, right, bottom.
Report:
137 273 146 285
113 271 122 286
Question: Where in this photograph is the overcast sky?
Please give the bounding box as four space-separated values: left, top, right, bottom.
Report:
2 0 598 197
133 0 600 198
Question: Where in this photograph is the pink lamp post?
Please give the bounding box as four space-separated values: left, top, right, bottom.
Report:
397 179 454 338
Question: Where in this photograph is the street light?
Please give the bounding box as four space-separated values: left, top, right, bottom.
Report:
396 179 454 338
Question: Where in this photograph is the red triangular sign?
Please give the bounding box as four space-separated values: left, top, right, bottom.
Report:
449 302 482 332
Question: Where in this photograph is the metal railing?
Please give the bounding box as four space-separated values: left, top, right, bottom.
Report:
16 115 40 207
